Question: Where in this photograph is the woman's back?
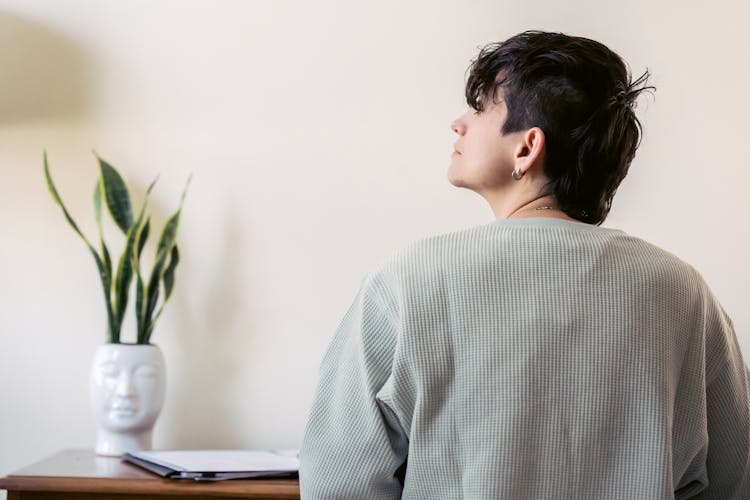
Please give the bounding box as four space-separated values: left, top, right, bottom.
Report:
300 217 750 499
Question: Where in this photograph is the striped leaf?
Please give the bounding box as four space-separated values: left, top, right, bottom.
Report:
134 177 159 266
113 177 159 334
93 180 103 230
135 271 146 344
94 152 133 234
142 208 181 334
163 245 179 300
113 221 138 332
141 250 165 342
140 174 191 343
44 151 117 342
155 173 190 258
147 245 180 340
138 217 151 258
93 180 113 305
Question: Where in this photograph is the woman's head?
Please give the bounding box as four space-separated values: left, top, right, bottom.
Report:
449 30 655 225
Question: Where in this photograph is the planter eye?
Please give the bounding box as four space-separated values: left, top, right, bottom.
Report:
97 362 119 378
134 364 158 379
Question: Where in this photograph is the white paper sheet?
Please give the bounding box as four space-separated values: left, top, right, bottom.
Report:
129 449 300 473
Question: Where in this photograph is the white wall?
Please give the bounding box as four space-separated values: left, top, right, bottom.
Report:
1 0 748 490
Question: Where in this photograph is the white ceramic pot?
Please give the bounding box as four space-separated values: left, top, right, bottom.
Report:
89 343 166 456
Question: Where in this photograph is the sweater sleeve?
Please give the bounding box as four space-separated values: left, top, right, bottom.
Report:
299 272 408 500
696 281 750 499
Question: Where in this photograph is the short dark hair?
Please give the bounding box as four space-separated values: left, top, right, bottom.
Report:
465 30 655 225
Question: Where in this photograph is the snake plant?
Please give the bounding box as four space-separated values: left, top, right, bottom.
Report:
43 150 191 344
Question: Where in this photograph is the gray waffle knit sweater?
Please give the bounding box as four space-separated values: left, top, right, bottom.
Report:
299 217 750 499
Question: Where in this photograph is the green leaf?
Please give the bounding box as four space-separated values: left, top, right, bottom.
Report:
142 253 165 342
138 217 150 258
101 240 113 325
93 180 103 231
135 272 145 344
155 212 180 262
113 222 138 330
131 179 158 344
145 245 180 344
94 246 117 342
132 176 158 266
93 179 112 301
134 176 158 264
145 320 156 344
113 176 159 335
139 173 191 344
45 152 93 245
94 151 133 234
153 173 191 261
44 151 117 342
141 211 181 342
163 245 179 300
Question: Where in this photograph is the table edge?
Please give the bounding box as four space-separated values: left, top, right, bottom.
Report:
0 474 300 498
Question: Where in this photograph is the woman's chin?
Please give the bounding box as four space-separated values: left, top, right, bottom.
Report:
447 167 472 189
447 163 463 185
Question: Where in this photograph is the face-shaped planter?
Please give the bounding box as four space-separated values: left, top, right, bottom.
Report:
89 343 166 456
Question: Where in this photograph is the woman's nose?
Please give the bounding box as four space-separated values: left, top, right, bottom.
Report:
450 117 464 135
451 112 468 135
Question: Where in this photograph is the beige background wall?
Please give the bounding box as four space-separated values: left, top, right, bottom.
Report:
1 0 748 491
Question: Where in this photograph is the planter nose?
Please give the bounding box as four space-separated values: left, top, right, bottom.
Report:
115 371 137 397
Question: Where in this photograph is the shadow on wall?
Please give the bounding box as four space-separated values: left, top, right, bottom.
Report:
165 211 248 448
0 10 93 124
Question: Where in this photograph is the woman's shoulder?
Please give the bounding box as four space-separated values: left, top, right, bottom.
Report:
370 220 702 289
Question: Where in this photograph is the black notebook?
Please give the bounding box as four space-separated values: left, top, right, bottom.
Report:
122 449 299 481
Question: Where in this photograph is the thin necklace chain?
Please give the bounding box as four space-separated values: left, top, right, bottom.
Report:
509 205 559 218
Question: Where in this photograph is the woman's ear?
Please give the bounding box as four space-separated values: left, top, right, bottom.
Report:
513 127 546 175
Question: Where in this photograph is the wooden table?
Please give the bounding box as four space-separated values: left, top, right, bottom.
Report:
0 449 300 499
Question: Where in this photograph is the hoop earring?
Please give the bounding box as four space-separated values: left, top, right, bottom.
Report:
512 167 524 180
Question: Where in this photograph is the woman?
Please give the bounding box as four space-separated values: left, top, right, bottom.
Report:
299 30 750 499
